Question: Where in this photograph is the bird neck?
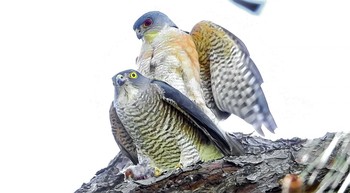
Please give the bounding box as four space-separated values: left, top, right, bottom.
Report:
143 30 159 43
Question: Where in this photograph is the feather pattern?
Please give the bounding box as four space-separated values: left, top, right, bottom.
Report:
109 102 138 164
191 21 277 136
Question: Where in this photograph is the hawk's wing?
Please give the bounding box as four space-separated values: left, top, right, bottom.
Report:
191 20 277 136
152 80 244 156
109 102 139 165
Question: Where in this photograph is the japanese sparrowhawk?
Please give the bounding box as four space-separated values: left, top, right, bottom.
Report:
110 69 243 173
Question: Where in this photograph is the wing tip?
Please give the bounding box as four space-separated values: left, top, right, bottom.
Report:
253 115 277 136
264 115 277 134
224 132 245 156
254 126 265 136
213 110 231 121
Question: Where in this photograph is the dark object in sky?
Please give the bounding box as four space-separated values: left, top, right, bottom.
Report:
231 0 265 14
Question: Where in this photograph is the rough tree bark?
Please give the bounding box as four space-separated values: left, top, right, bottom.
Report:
75 132 350 193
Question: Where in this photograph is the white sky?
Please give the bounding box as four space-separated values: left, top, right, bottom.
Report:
0 0 349 192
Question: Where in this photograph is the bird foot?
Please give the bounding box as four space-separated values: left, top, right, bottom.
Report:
123 164 157 180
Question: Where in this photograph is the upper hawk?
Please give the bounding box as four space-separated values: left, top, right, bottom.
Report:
133 11 277 136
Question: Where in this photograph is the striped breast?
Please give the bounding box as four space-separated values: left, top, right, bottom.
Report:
116 84 222 171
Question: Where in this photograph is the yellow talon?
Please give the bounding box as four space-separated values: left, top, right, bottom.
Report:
176 163 183 169
154 167 162 177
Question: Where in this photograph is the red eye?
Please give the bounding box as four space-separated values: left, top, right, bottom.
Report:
143 18 153 27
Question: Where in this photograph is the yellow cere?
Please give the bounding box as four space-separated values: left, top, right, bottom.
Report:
116 74 123 79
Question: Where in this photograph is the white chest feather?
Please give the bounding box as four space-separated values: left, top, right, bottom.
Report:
137 29 197 97
136 27 217 122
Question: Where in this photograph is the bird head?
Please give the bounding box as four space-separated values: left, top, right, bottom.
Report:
112 69 151 104
133 11 177 40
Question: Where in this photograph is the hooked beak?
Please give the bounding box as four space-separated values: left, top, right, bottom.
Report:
135 29 142 39
116 75 127 86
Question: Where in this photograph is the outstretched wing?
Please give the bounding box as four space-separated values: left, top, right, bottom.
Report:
191 20 277 136
109 102 139 165
151 79 244 156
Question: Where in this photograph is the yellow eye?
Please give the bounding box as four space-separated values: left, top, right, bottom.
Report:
129 72 138 79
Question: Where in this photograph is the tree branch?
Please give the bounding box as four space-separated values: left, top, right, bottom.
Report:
75 132 350 193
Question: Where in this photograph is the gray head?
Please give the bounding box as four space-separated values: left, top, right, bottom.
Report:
133 11 177 39
112 69 150 88
112 69 151 101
